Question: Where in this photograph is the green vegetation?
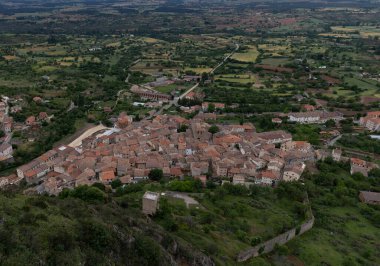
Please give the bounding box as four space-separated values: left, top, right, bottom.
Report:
1 159 380 265
208 125 220 134
0 188 200 265
231 46 259 63
284 159 380 266
154 181 307 265
149 169 164 181
285 124 321 145
215 74 256 84
0 1 379 265
337 134 380 155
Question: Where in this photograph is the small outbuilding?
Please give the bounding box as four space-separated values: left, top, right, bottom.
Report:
359 191 380 205
142 191 160 215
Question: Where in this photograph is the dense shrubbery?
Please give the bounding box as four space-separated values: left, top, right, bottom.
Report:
203 86 298 113
284 124 321 145
168 178 203 192
0 192 176 266
304 159 380 229
59 185 107 203
338 134 380 155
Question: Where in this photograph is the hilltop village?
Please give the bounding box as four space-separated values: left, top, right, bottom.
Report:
3 110 376 195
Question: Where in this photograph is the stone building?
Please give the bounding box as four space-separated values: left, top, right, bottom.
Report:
142 191 160 215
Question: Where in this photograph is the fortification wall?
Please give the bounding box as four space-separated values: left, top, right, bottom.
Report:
237 215 314 262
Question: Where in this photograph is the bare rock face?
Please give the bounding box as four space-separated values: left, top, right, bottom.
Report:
191 255 215 266
107 208 215 266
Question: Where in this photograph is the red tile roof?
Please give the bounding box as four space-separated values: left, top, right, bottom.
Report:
100 170 115 181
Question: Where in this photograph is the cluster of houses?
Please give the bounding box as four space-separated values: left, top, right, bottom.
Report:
130 75 200 103
10 113 326 195
288 110 344 124
349 157 378 177
0 97 14 163
130 85 172 102
143 75 199 90
359 111 380 132
316 146 378 177
25 112 51 127
179 102 226 114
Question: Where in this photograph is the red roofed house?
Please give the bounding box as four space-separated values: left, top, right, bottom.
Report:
359 191 380 205
117 112 133 128
350 158 369 176
99 170 116 183
283 162 306 182
367 111 380 119
281 141 312 153
202 102 225 112
302 104 316 112
195 175 207 185
213 134 242 145
359 111 380 132
3 117 13 133
25 116 36 126
33 96 43 103
255 130 292 144
38 112 49 121
0 143 13 161
170 167 184 177
260 170 280 186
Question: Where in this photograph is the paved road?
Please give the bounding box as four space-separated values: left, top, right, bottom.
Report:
165 191 200 208
327 134 342 147
113 89 127 110
67 101 76 112
210 42 240 74
144 42 240 120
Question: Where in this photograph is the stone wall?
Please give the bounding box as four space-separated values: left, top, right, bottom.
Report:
237 215 315 262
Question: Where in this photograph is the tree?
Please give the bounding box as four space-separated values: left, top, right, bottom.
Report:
201 72 209 83
111 179 122 189
208 125 219 135
148 168 163 181
207 103 215 113
177 124 188 133
342 124 353 133
325 119 335 128
369 168 380 178
60 185 106 203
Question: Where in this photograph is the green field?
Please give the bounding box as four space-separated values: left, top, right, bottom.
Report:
261 57 290 67
344 77 380 97
185 67 213 74
287 205 380 265
154 83 178 93
231 46 259 63
331 26 380 38
153 182 306 265
215 74 256 84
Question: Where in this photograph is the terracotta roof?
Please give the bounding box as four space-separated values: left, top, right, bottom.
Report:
170 167 183 176
367 111 380 117
351 158 366 166
25 116 36 124
261 170 278 179
100 170 115 181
